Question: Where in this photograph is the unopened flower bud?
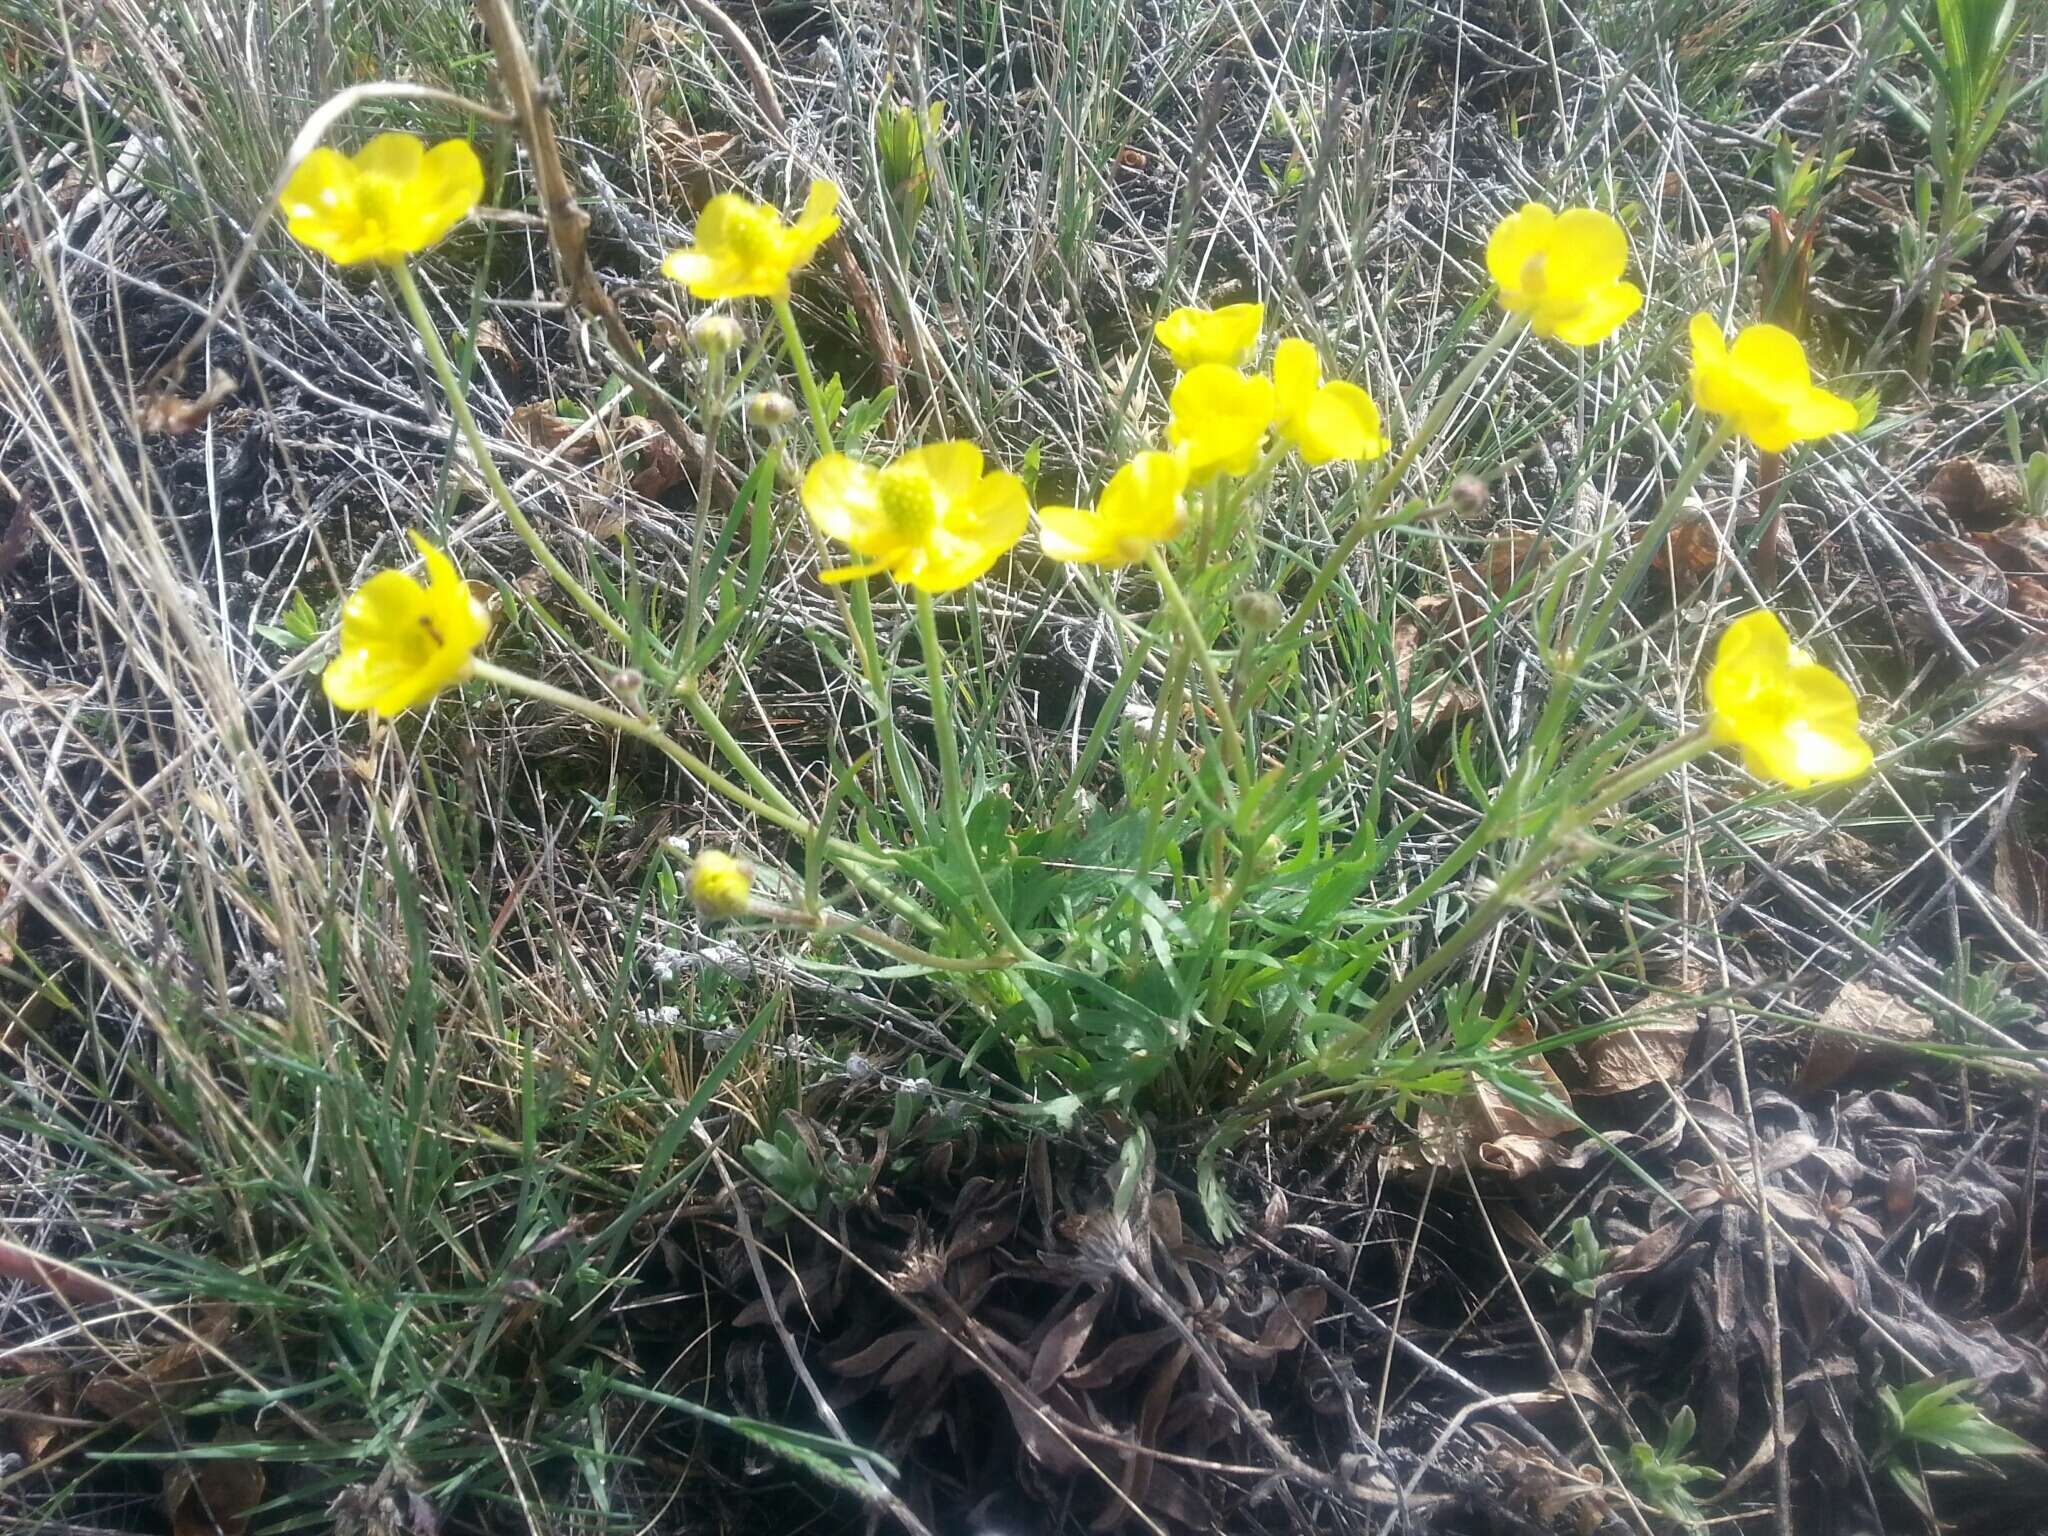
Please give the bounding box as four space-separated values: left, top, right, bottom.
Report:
746 390 798 429
687 315 744 355
687 851 753 920
1449 474 1490 518
1233 589 1285 632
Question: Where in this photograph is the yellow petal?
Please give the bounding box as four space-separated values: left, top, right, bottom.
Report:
820 559 890 584
1688 313 1729 368
1109 449 1188 538
1168 365 1275 478
396 140 484 249
1154 303 1264 368
1271 337 1322 414
1296 381 1387 464
801 455 889 551
1546 208 1628 294
1549 280 1642 346
1037 504 1112 563
281 147 354 219
1727 323 1813 396
786 178 842 264
896 441 985 508
354 131 426 182
1486 203 1555 295
1786 385 1859 442
907 467 1029 590
661 249 718 286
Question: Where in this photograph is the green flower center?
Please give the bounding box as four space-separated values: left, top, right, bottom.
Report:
876 468 938 543
355 177 399 235
724 210 777 266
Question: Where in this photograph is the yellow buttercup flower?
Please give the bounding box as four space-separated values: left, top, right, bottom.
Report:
1167 365 1276 480
661 181 840 300
1486 203 1643 345
801 442 1029 592
1037 450 1189 566
1705 611 1872 789
1154 303 1265 369
687 851 754 919
1271 338 1389 465
281 133 484 266
322 533 492 716
1688 316 1859 453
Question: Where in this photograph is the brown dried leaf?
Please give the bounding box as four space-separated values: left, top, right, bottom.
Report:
1655 512 1722 587
508 402 595 462
1577 1011 1695 1094
1027 1288 1108 1392
1456 531 1552 609
646 119 737 209
1926 457 2027 531
139 370 237 436
1382 619 1483 734
2007 574 2048 622
1798 979 1936 1094
1958 649 2048 745
166 1450 265 1536
1914 537 2009 634
1256 1285 1328 1353
1 1352 77 1462
471 318 522 376
1979 519 2048 579
1598 1220 1692 1287
1995 815 2048 929
623 417 687 498
1392 1024 1578 1179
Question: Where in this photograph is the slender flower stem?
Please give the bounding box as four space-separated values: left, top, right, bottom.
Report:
677 679 806 824
390 261 627 645
1329 730 1716 1062
680 341 739 656
1147 548 1249 793
468 654 944 934
473 659 813 836
770 294 833 456
770 291 925 835
914 590 1033 960
750 901 1013 972
1244 312 1524 705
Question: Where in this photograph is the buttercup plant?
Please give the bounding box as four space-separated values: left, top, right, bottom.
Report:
292 118 1877 1145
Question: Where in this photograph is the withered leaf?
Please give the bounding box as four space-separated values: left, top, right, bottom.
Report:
1027 1288 1108 1392
1255 1284 1327 1353
1577 1009 1695 1095
139 370 237 436
1958 648 2048 745
1655 513 1722 587
1390 1023 1578 1180
1 1352 77 1462
82 1308 234 1432
1926 456 2027 531
508 402 595 462
1913 537 2009 634
1598 1220 1693 1288
1065 1326 1179 1390
1798 979 1935 1094
166 1450 265 1536
1994 807 2048 928
623 417 687 498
